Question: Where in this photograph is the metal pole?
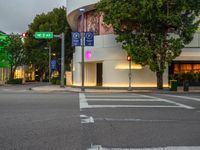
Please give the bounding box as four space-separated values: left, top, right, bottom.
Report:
49 46 51 83
128 60 132 91
80 9 85 92
60 32 65 88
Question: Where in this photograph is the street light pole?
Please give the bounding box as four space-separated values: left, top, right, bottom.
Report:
80 8 85 92
127 55 132 91
49 46 51 83
60 32 65 88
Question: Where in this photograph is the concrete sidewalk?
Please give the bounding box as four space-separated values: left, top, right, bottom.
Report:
31 85 200 93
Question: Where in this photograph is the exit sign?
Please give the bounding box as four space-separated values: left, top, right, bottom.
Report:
35 32 53 39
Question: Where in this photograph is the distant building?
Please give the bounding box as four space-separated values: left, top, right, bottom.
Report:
66 0 200 87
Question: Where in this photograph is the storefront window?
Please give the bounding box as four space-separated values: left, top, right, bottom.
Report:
173 63 200 73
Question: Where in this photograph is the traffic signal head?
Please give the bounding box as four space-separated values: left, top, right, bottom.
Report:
21 32 34 38
21 32 28 37
127 55 131 61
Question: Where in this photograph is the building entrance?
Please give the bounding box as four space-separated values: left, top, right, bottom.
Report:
169 61 200 86
96 63 103 86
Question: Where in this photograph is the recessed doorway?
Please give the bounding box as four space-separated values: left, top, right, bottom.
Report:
96 63 103 86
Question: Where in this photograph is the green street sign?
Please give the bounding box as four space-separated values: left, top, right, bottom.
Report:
35 32 53 39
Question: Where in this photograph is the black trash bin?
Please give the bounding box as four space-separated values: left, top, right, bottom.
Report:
183 80 189 91
170 80 177 91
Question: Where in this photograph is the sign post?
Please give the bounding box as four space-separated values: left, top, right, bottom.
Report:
60 32 65 88
71 9 94 91
35 31 65 88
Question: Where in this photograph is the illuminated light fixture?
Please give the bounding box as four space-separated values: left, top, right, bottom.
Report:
115 64 142 70
85 50 92 60
127 55 131 61
103 84 169 88
79 8 85 12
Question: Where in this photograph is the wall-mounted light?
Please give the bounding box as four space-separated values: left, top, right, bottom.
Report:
85 50 92 60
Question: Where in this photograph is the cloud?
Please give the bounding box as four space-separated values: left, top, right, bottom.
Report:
0 0 66 33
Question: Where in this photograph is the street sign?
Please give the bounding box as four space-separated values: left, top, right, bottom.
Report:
51 60 57 71
85 32 94 46
35 32 53 39
72 32 81 46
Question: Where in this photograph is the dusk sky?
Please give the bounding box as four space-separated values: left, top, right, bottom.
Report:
0 0 66 34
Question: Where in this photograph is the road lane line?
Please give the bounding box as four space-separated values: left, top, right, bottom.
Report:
88 145 200 150
94 118 176 122
163 94 200 102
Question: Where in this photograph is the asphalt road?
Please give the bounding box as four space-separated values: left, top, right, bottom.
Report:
0 92 81 150
80 93 200 150
0 87 200 150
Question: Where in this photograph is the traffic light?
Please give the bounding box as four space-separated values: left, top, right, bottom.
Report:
127 55 131 61
21 32 28 37
21 32 34 38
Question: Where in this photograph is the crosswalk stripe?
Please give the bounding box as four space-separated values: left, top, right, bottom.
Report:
80 93 194 109
86 98 162 101
162 94 200 102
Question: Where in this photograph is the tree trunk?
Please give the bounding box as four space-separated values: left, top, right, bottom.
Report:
10 65 17 80
156 71 163 89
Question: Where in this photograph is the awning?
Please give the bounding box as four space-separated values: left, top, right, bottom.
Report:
174 56 200 61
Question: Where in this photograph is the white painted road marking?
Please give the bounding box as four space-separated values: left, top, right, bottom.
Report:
138 94 194 109
86 94 153 98
86 98 162 101
80 115 94 124
88 145 200 150
79 93 90 110
80 93 194 110
163 94 200 102
95 118 176 122
84 105 182 108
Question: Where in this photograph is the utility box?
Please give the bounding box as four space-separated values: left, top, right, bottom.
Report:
170 80 177 91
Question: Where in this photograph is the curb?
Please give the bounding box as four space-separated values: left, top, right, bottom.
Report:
30 87 200 94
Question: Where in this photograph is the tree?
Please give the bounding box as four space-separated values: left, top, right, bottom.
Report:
3 35 26 79
24 7 73 80
97 0 200 89
0 34 10 68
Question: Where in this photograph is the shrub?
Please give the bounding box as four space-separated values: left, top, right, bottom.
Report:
51 77 66 85
7 78 23 84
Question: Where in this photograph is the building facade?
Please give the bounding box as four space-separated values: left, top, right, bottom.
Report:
66 0 200 87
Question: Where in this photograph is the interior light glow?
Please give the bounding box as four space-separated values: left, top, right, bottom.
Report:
115 64 142 70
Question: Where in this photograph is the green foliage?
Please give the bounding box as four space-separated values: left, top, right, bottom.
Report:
97 0 200 89
51 77 66 85
7 78 23 84
0 35 10 68
170 72 200 85
24 7 73 79
2 35 26 79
